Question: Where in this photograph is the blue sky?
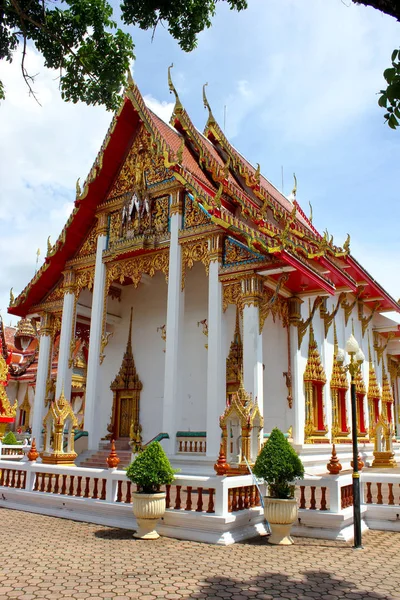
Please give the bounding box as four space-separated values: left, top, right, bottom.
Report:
0 0 399 324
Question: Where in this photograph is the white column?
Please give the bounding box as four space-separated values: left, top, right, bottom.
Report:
85 214 108 448
288 297 305 445
242 276 264 417
55 270 76 400
206 236 225 459
32 313 53 447
162 192 184 455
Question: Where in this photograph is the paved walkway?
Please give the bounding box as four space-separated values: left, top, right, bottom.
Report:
0 508 399 600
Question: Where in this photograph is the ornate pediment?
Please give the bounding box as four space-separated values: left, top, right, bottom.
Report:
223 237 264 268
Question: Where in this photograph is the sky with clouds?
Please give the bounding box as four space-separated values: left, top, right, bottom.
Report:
0 0 399 325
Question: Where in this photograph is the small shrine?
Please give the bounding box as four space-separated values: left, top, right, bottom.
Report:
371 414 396 468
42 389 78 465
219 377 263 474
107 308 143 452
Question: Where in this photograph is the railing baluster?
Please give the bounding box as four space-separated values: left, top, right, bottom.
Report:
320 487 327 510
196 487 203 512
76 476 82 498
22 471 26 489
186 486 192 511
54 474 59 494
10 470 16 488
366 481 372 503
207 489 215 513
16 470 21 489
249 485 255 507
68 475 75 496
40 472 46 493
116 480 123 502
125 481 132 504
100 479 107 500
166 484 171 508
33 472 39 492
310 486 316 510
61 474 67 495
244 486 249 509
174 485 182 509
0 468 4 486
300 485 306 509
46 474 53 493
388 483 394 506
92 478 99 499
377 482 383 505
83 477 90 498
238 487 244 510
232 488 238 512
228 488 233 512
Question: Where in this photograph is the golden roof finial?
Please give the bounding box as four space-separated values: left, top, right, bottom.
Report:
9 288 14 305
254 163 261 185
308 201 313 224
168 63 183 115
127 68 134 88
291 173 297 197
202 82 216 125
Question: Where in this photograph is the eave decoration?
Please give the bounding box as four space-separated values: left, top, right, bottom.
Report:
303 323 328 443
219 376 263 475
42 388 78 465
107 308 143 452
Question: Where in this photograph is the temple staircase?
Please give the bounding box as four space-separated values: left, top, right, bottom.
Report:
77 438 132 469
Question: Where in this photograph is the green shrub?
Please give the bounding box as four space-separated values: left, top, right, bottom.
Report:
1 431 20 445
126 441 177 494
253 428 304 499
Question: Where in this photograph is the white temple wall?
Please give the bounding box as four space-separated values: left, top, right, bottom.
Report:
262 313 288 434
95 271 167 447
179 263 208 432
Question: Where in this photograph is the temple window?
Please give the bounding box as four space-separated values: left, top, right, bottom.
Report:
303 324 328 443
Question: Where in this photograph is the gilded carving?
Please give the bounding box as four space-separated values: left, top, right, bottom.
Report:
358 300 380 338
181 238 210 290
259 274 290 333
239 274 264 309
76 224 98 258
75 268 94 296
106 251 169 293
373 330 395 365
319 292 346 338
222 281 242 312
184 195 210 228
296 297 323 350
226 308 243 394
223 237 263 267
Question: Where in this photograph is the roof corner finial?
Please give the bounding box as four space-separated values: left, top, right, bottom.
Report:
202 82 216 124
254 163 261 185
127 68 134 89
308 201 313 224
168 63 183 112
291 173 297 198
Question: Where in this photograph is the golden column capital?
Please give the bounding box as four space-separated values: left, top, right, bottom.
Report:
39 312 54 337
208 233 223 263
170 190 184 216
288 296 303 325
96 212 108 236
62 269 76 295
240 274 264 308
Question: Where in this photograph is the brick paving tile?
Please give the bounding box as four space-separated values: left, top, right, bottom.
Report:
1 509 400 600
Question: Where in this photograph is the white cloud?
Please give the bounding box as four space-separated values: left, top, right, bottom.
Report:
143 94 174 123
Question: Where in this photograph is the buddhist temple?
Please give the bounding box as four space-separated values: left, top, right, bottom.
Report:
6 70 400 473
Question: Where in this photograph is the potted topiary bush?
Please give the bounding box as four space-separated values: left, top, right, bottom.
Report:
125 441 177 539
253 427 304 545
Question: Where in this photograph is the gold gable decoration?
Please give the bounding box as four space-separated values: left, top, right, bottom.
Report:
184 195 211 229
107 308 143 452
42 388 78 465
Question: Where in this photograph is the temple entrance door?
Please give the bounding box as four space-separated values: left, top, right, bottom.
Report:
117 395 134 438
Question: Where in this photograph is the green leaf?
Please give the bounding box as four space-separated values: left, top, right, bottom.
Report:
378 93 388 108
384 67 397 83
388 114 399 129
391 49 399 63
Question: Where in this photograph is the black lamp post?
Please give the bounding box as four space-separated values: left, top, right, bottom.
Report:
337 334 364 550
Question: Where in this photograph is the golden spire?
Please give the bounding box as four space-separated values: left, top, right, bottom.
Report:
202 82 216 126
168 63 183 116
304 323 326 384
308 201 313 224
291 173 297 198
127 68 134 88
367 333 381 400
331 320 348 390
382 359 394 404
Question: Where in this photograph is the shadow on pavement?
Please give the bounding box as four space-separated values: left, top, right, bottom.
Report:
94 527 136 540
194 571 392 600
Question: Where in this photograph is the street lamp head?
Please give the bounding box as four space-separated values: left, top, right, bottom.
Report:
355 348 365 365
345 334 359 355
336 348 345 365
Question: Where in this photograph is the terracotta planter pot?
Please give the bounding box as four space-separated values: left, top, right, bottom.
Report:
264 497 298 545
132 491 166 539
